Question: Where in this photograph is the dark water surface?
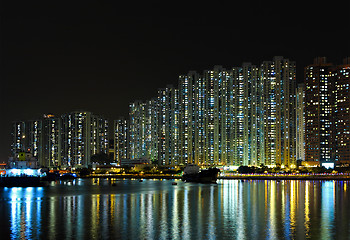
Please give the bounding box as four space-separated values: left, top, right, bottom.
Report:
1 179 350 239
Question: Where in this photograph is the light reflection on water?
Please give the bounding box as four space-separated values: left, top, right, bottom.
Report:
1 179 350 239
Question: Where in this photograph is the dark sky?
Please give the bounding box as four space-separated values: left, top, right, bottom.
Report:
1 2 349 161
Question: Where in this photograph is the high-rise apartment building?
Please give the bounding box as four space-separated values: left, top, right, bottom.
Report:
157 86 179 165
128 99 160 163
91 115 109 157
242 63 261 166
224 57 296 167
42 114 61 167
305 57 335 165
260 57 297 167
114 118 128 164
11 111 109 168
179 74 194 164
296 84 305 161
145 99 159 163
125 56 297 167
304 57 350 166
26 120 43 162
11 121 27 155
203 68 219 165
334 58 350 162
129 101 147 160
61 111 108 168
230 67 245 166
203 66 232 165
11 120 43 164
11 57 304 168
192 72 206 165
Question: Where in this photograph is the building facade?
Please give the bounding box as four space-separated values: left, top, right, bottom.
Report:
260 57 297 167
42 114 61 168
333 58 350 162
11 112 108 168
305 57 334 165
124 56 297 167
157 86 180 165
11 120 43 165
60 111 108 168
114 118 128 164
11 121 27 155
296 84 305 161
11 56 310 168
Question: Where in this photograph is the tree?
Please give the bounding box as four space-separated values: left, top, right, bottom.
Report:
78 168 91 176
238 166 256 174
91 153 111 165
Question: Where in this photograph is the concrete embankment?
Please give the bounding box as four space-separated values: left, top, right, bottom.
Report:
219 175 350 181
80 174 350 181
81 174 182 179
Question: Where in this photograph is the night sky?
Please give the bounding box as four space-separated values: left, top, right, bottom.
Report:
1 2 349 161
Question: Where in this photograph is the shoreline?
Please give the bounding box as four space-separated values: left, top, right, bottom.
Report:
220 175 350 181
79 174 350 181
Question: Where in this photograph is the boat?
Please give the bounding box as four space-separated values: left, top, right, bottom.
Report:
0 174 46 187
182 164 220 183
0 152 47 187
60 172 77 180
43 171 60 181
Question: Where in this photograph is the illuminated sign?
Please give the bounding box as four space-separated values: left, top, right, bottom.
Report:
18 152 25 161
321 162 334 169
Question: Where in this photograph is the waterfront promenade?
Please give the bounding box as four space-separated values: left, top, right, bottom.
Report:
80 172 350 181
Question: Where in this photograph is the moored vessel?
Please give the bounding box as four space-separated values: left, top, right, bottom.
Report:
0 152 47 187
182 164 220 183
60 172 77 180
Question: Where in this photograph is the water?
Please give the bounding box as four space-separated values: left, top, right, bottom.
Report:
1 179 350 239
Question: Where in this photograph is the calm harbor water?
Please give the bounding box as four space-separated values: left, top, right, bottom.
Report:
1 179 350 239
